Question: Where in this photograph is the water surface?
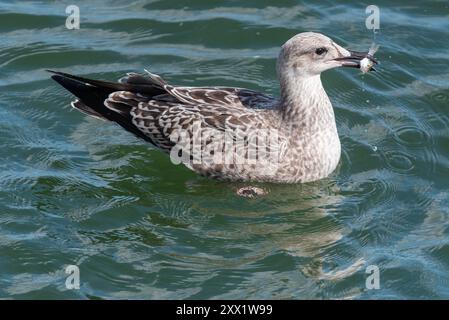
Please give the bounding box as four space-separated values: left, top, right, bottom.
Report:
1 0 449 299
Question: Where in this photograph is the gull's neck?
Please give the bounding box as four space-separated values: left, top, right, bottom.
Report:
278 73 336 133
276 71 341 182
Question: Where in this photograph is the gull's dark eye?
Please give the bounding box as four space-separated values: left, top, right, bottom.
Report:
315 47 328 55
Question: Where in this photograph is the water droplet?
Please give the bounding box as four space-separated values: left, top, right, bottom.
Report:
372 145 378 152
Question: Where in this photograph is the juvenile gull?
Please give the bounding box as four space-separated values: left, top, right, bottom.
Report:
49 32 376 183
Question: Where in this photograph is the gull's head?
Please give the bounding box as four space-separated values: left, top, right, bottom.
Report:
277 32 369 78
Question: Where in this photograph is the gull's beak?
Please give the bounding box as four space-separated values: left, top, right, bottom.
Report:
334 50 378 69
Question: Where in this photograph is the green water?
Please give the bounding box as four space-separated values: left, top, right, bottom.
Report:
1 0 449 299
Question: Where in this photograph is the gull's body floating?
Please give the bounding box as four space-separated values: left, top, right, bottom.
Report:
49 32 377 184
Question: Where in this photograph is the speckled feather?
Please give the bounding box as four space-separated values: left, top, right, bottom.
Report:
52 32 349 183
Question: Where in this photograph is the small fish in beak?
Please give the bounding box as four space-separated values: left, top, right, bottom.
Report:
334 43 379 73
359 43 379 74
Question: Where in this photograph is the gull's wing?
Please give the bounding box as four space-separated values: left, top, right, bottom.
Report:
50 70 279 151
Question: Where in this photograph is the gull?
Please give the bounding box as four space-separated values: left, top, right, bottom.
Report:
49 32 376 184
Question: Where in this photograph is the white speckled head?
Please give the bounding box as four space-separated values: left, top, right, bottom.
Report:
277 32 351 78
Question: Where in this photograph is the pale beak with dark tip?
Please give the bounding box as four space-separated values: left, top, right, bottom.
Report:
334 50 378 70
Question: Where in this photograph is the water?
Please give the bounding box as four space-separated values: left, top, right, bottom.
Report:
1 0 449 299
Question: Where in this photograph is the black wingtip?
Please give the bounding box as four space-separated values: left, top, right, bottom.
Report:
50 74 68 87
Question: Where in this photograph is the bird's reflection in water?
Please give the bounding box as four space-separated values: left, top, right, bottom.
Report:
184 179 365 283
